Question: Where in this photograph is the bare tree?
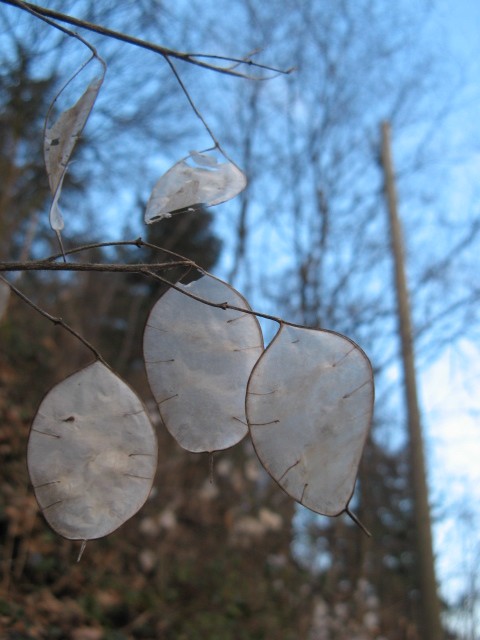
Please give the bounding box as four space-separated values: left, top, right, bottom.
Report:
381 120 443 640
204 1 480 637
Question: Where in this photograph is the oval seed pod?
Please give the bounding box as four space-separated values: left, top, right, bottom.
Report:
246 324 374 517
143 274 264 453
27 361 157 541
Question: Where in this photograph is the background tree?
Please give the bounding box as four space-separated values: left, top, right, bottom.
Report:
196 0 480 637
0 46 53 262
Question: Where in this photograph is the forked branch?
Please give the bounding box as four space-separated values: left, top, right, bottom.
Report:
0 0 293 79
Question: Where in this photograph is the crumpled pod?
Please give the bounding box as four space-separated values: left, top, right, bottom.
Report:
27 361 157 541
44 56 105 238
144 150 247 222
246 324 374 516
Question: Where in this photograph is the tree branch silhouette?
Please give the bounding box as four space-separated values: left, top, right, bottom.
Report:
1 0 293 79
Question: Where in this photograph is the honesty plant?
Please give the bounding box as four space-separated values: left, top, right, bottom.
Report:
0 1 375 553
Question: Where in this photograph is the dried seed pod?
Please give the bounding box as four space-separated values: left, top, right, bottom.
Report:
144 274 263 452
247 324 374 516
28 361 157 541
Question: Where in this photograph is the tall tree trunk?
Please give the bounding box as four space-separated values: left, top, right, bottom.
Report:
380 120 444 640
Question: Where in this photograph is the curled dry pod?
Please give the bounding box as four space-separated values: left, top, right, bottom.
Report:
44 56 105 240
27 361 157 541
144 150 247 223
143 274 264 453
246 325 374 517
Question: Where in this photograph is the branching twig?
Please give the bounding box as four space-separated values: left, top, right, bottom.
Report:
45 238 198 264
0 238 373 364
0 0 293 79
3 0 101 56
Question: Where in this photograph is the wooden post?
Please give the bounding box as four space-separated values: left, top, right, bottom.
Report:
380 121 444 640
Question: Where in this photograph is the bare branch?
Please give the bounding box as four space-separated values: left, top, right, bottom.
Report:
0 238 374 356
0 238 200 277
0 261 192 273
0 0 292 79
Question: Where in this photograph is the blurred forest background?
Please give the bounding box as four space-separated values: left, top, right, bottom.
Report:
1 1 479 639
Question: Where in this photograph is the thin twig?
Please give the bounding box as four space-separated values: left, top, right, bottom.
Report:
136 238 205 266
0 238 198 272
163 57 221 152
0 275 107 365
3 0 98 53
186 49 295 77
45 238 201 267
45 238 147 261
